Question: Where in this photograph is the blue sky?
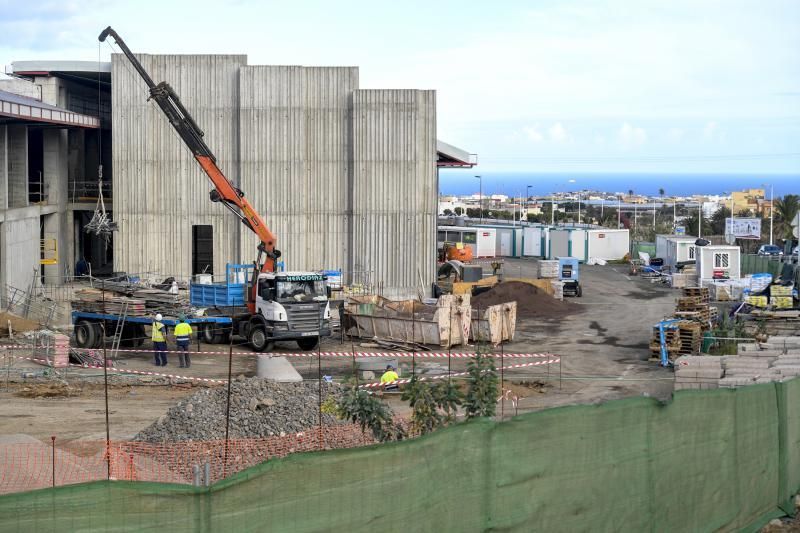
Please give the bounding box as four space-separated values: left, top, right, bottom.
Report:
2 0 799 174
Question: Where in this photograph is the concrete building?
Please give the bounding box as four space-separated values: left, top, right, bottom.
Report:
2 54 472 300
0 62 108 295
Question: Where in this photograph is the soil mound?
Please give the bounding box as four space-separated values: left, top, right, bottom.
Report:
0 312 40 335
472 281 579 319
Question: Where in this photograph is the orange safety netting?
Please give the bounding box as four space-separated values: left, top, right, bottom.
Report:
0 424 376 494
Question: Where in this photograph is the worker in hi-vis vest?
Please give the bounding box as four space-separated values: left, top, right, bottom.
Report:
174 316 193 368
151 313 168 367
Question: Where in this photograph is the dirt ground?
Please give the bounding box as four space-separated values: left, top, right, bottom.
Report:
0 258 677 444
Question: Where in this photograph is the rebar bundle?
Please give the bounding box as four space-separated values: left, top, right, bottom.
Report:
85 180 118 238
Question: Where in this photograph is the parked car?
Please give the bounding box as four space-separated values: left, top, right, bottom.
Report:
757 244 783 256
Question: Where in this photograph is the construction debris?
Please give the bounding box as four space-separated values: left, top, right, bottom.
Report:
71 287 191 317
471 281 577 319
134 378 345 442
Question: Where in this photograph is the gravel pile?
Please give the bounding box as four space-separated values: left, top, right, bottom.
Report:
135 378 344 442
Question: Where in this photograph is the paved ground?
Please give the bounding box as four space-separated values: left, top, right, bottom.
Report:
0 257 679 443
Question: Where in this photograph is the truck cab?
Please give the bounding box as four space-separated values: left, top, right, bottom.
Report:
250 272 331 351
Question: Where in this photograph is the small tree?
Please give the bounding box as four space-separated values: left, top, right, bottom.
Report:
464 349 499 419
402 378 463 434
337 386 398 442
443 208 453 216
454 206 463 216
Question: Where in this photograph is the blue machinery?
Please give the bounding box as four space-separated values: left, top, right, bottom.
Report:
656 319 681 367
557 257 582 297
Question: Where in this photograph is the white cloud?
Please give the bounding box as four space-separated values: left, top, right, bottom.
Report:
619 122 647 148
703 120 718 140
667 127 685 142
523 125 544 143
548 122 568 142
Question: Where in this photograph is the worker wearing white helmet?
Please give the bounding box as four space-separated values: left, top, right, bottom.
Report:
151 313 168 366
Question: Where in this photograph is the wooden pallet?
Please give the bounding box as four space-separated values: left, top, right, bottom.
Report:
682 287 710 303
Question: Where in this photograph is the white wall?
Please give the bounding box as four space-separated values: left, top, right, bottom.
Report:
0 215 40 292
587 230 629 260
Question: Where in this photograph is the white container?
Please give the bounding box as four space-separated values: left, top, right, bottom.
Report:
437 226 497 258
523 226 550 257
585 229 629 261
195 274 213 285
662 235 697 269
697 245 741 281
548 228 587 261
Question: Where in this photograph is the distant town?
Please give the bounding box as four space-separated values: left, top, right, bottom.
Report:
440 188 777 238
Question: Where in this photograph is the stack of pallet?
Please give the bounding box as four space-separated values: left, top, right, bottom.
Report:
677 320 703 355
674 288 717 327
649 325 681 358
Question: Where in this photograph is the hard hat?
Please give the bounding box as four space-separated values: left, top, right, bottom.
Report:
155 313 163 321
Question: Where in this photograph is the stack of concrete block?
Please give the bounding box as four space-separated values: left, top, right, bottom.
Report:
674 356 724 390
719 356 778 387
770 352 800 379
538 260 559 279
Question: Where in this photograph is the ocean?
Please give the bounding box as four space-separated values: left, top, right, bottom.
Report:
438 171 799 198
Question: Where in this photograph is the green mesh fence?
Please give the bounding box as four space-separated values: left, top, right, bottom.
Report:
1 378 798 532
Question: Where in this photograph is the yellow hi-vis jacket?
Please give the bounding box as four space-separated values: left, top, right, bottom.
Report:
174 322 192 342
380 370 399 384
151 321 166 343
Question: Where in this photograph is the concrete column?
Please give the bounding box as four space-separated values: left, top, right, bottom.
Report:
42 129 69 283
7 125 28 208
0 125 7 210
68 129 86 201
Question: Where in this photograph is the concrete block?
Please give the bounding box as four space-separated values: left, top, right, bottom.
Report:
674 356 722 369
700 382 719 390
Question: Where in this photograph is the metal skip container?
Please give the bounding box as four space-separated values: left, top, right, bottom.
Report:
343 294 472 348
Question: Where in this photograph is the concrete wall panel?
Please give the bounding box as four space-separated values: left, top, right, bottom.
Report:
7 125 27 209
0 215 39 291
352 90 436 299
0 126 6 210
238 66 358 273
112 54 246 280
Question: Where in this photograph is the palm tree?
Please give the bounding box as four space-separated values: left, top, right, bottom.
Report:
659 188 665 206
774 194 800 240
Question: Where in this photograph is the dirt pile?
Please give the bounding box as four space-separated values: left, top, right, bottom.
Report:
472 281 579 319
135 378 345 442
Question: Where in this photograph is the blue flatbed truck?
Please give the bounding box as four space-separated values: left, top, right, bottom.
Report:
71 311 232 349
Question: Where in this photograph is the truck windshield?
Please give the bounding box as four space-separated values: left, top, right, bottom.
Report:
276 280 327 302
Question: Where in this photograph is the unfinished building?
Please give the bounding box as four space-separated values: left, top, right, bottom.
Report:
0 64 110 296
3 55 473 300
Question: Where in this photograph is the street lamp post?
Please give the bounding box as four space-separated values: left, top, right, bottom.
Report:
475 175 482 223
526 185 532 225
763 184 774 245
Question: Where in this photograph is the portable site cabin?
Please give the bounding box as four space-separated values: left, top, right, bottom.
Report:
437 226 497 258
474 225 524 257
697 245 741 281
656 234 697 269
548 228 586 260
522 225 550 258
548 228 629 262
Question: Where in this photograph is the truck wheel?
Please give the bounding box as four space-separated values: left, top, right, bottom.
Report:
297 338 319 351
74 320 96 348
92 323 105 348
248 326 273 352
576 285 583 297
201 323 217 344
120 324 144 348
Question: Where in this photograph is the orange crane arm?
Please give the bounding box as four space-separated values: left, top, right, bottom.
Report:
99 27 280 309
